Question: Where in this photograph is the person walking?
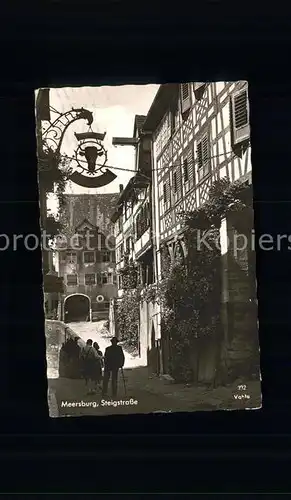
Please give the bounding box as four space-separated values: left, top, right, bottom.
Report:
102 337 125 399
80 339 100 395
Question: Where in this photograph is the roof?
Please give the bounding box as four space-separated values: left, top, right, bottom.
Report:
143 83 180 132
59 193 119 239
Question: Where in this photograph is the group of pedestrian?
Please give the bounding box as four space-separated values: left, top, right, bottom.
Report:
59 335 81 379
59 333 125 399
80 339 104 395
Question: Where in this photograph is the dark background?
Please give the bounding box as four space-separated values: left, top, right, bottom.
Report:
1 0 291 493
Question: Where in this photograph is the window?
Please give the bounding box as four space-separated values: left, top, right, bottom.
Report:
155 113 171 156
180 83 191 117
231 88 250 145
85 273 96 285
183 158 189 182
66 274 78 286
197 135 210 181
66 252 77 264
107 272 114 284
193 82 206 101
102 272 108 284
83 251 95 264
125 237 131 254
102 251 111 262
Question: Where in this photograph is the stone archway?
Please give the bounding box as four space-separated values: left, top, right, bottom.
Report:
64 294 91 323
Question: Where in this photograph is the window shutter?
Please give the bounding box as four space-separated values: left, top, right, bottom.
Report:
180 83 191 116
197 135 210 181
173 171 177 193
183 158 189 182
177 166 182 195
187 148 194 181
202 135 209 163
197 141 203 169
231 89 249 145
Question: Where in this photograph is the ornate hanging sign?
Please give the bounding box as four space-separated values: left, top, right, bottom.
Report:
69 131 117 188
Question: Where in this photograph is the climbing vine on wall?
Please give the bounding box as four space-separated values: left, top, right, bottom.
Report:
115 256 140 349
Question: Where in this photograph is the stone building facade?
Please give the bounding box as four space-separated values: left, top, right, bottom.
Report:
56 193 119 322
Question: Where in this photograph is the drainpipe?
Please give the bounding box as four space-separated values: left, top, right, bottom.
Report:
148 133 163 370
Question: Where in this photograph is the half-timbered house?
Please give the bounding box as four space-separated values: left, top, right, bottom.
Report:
110 115 154 362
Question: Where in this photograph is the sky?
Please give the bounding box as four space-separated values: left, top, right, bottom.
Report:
42 85 159 214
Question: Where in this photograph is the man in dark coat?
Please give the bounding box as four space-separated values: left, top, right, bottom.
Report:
102 337 125 399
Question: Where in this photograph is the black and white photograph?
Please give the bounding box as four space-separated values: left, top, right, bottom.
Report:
36 82 261 417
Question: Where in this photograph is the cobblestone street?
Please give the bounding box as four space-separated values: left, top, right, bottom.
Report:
47 321 261 416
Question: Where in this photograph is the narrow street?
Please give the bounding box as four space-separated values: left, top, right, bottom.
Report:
47 320 180 416
47 321 262 417
67 320 145 369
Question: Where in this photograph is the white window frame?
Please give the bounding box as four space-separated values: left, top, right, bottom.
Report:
84 273 96 286
66 251 77 264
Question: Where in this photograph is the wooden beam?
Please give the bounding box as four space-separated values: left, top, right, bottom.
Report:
112 137 139 146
